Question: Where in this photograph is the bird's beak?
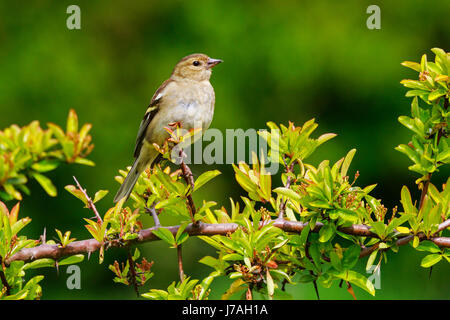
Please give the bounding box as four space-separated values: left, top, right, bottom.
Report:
207 58 223 68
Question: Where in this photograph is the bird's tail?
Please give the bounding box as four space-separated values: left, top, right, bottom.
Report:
113 157 142 203
113 150 160 203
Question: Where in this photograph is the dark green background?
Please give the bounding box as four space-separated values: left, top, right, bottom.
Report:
0 0 448 299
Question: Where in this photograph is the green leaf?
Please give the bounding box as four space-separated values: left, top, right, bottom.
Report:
175 222 190 245
93 190 109 203
65 185 88 205
412 236 420 248
420 254 443 268
317 133 337 146
428 89 447 101
31 159 60 172
273 187 301 202
401 61 421 72
329 250 342 271
59 254 85 266
266 269 275 299
400 186 416 214
319 223 335 242
370 221 386 238
222 279 246 300
332 270 375 296
437 149 450 163
416 241 442 254
193 170 221 191
23 258 56 270
341 149 356 178
343 245 362 269
32 172 57 197
152 227 176 246
66 109 79 133
74 158 96 166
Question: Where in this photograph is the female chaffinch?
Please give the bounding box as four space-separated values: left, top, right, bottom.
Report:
114 53 222 202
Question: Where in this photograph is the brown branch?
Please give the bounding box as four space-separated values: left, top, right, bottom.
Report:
180 159 197 224
145 204 161 227
127 248 139 297
0 259 11 296
278 160 294 219
360 217 450 258
73 176 103 223
418 173 431 211
177 245 184 282
6 219 450 266
437 218 450 233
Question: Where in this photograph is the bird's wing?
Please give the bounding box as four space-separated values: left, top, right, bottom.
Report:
133 79 172 158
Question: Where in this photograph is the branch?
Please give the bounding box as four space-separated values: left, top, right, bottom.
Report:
145 204 161 227
0 259 11 295
180 158 197 224
437 218 450 233
177 245 184 282
418 173 431 211
278 159 294 219
6 219 450 265
127 248 139 297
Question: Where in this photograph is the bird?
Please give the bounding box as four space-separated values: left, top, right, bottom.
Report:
113 53 222 203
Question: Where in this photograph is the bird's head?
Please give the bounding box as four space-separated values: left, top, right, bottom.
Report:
172 53 222 81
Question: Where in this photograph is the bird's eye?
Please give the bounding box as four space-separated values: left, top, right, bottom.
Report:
193 61 200 66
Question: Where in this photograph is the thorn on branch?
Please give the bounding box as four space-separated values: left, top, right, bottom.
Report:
346 281 357 300
40 227 47 245
246 286 253 300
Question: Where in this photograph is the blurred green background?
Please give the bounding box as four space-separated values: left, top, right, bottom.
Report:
0 0 449 299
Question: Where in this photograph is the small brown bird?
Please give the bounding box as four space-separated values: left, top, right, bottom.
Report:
114 53 222 202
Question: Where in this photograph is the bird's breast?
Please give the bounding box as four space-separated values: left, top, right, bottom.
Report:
171 81 215 130
145 80 215 146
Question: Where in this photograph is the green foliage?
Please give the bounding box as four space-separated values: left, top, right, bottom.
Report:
1 49 449 300
0 201 83 299
54 229 76 248
0 109 95 201
397 48 449 182
109 248 154 287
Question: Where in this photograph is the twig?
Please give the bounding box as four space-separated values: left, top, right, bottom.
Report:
73 176 103 223
145 204 161 227
312 277 320 300
278 160 294 219
179 152 197 224
418 173 431 211
177 245 184 282
127 248 139 297
0 258 11 296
